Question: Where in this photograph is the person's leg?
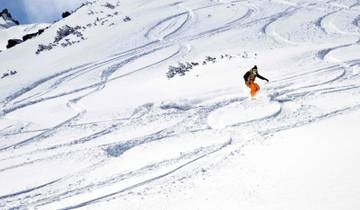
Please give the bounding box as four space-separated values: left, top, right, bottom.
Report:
254 82 260 92
250 81 260 97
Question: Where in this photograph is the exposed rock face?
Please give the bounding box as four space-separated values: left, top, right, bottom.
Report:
36 25 84 54
0 9 20 29
22 29 45 42
123 16 131 22
6 39 23 49
62 11 71 19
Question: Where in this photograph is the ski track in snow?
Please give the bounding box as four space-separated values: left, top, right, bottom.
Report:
1 0 360 209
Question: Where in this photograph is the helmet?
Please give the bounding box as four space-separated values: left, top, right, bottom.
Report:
251 65 258 73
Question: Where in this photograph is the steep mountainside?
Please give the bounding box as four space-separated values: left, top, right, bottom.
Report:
0 0 360 209
0 9 19 29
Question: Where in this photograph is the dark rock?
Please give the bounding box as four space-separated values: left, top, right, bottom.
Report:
185 62 193 69
6 39 23 49
1 72 9 79
62 11 71 18
166 62 193 78
123 16 131 22
54 25 82 43
22 28 45 42
104 3 116 9
36 25 83 55
36 44 54 54
205 56 216 63
23 32 38 41
1 9 10 17
1 9 20 26
1 70 17 78
0 9 9 15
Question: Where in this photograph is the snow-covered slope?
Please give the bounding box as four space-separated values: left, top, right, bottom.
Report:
0 0 360 209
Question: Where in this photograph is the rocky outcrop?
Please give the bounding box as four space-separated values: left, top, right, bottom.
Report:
6 39 23 49
0 9 20 29
62 11 71 19
22 29 45 42
36 25 85 54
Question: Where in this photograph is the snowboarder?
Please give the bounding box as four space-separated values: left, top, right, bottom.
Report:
243 65 269 98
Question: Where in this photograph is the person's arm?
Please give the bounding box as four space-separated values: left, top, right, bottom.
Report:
243 71 250 82
256 73 269 82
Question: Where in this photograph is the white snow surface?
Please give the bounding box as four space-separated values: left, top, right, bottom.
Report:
0 0 360 209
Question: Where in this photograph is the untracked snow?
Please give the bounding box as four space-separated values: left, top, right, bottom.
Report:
0 0 360 209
